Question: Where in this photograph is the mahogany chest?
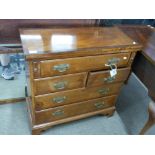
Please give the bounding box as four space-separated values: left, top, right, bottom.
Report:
20 27 142 134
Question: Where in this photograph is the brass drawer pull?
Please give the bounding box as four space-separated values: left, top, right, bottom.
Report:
104 76 115 83
53 64 70 72
98 88 110 95
53 96 66 104
52 109 64 116
106 58 120 66
94 102 105 109
53 81 68 90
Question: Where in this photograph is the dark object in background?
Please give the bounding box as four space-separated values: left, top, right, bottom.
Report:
119 25 155 134
99 19 155 27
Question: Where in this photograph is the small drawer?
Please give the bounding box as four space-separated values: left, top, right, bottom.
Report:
87 68 130 87
39 53 130 77
34 83 122 111
35 95 117 125
34 72 87 95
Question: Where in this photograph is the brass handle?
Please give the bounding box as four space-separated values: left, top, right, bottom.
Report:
94 102 105 109
98 88 110 95
53 64 70 72
53 96 66 104
107 58 120 66
53 81 68 90
52 109 64 116
104 76 115 83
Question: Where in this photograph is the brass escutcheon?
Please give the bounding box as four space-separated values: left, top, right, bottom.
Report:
53 64 70 72
53 96 66 104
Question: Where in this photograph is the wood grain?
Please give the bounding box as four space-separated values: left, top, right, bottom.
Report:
40 53 131 77
87 68 130 87
20 27 142 60
33 72 87 95
21 26 140 134
119 25 155 65
0 19 97 44
35 95 117 124
31 106 115 134
34 83 123 111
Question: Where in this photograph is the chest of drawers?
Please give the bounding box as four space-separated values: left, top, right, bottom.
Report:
20 27 142 134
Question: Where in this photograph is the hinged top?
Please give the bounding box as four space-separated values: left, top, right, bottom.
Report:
20 27 142 60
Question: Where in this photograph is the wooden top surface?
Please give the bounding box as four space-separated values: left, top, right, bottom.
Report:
0 19 96 54
0 19 97 44
119 25 155 65
20 27 141 60
118 25 153 47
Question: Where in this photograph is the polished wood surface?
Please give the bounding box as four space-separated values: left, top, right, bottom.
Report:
34 83 123 111
119 25 155 65
35 95 117 124
118 25 153 47
20 27 141 60
39 53 130 77
34 72 87 95
21 27 141 134
0 19 97 44
87 68 130 87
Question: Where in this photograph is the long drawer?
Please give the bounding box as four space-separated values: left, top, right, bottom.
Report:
35 95 117 125
34 83 123 111
39 53 130 77
34 72 87 95
87 68 130 87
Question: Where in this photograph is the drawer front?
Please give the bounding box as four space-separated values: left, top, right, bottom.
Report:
35 83 122 111
34 72 87 95
35 95 117 124
87 68 130 87
40 53 130 77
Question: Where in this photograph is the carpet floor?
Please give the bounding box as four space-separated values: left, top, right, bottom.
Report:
0 69 25 100
0 73 155 135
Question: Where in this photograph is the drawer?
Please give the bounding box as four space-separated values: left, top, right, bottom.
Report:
39 53 130 77
87 68 130 87
34 72 87 95
35 95 117 125
34 83 122 111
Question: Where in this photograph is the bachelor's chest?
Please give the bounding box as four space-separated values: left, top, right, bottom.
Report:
20 27 142 134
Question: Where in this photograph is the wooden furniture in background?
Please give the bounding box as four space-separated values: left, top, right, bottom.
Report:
140 101 155 134
119 25 155 134
20 27 141 134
